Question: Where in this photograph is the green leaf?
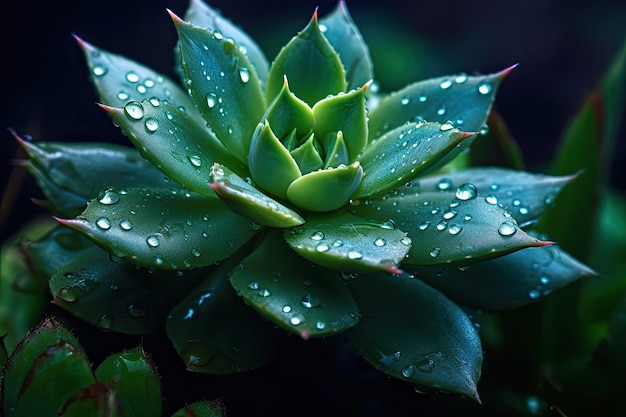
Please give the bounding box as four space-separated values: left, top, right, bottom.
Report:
345 273 482 400
284 212 410 273
209 163 305 228
290 133 325 174
266 11 346 106
183 0 269 84
230 231 360 339
406 167 576 227
166 255 287 374
406 245 596 310
13 134 185 217
94 346 161 417
319 0 374 90
173 13 266 160
350 190 550 265
171 400 226 417
58 187 257 269
368 66 514 138
102 99 247 194
2 318 93 417
248 120 302 200
25 225 93 277
312 82 369 162
58 383 120 417
356 121 473 198
286 161 363 211
263 76 314 141
49 243 206 334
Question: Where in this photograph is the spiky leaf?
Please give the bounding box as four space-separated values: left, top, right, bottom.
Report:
346 273 482 400
230 231 360 339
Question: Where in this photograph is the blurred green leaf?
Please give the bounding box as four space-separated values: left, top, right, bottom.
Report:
170 400 226 417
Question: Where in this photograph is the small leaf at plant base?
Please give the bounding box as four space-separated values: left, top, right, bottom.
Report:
351 190 550 265
183 0 269 84
2 318 95 417
166 258 287 374
230 231 360 339
57 187 257 270
172 12 265 160
368 66 514 138
12 133 185 217
94 346 161 417
171 400 226 417
319 0 374 90
248 121 302 200
407 167 577 227
209 163 305 228
49 244 207 334
286 161 363 212
266 10 346 105
284 212 410 274
406 245 597 311
356 121 474 198
345 273 482 401
312 81 370 162
101 99 247 194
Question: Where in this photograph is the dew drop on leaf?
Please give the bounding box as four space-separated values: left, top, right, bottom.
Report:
97 313 113 330
485 195 498 205
125 71 140 83
348 250 363 259
429 247 441 258
448 224 463 235
92 65 107 77
316 243 330 252
119 219 133 230
374 238 386 247
290 314 305 326
144 117 159 132
96 217 111 230
478 80 492 94
98 187 120 205
282 305 292 313
57 286 78 302
498 221 517 236
146 235 160 247
439 79 452 89
301 293 320 308
401 364 415 378
188 155 202 167
310 231 325 241
455 183 478 200
124 101 144 120
239 67 250 83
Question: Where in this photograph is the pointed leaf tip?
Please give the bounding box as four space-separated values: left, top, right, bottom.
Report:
496 63 520 80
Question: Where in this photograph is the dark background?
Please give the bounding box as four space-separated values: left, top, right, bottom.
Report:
1 1 625 415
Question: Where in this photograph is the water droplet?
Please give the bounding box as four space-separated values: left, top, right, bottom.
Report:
182 342 216 368
498 221 517 236
419 221 430 230
258 288 271 297
149 96 160 106
248 281 259 290
124 101 144 120
478 80 492 95
436 107 446 116
485 194 498 205
119 219 133 230
348 250 363 259
437 178 452 191
188 155 202 167
401 236 412 245
97 313 113 330
125 71 140 83
191 248 201 257
443 210 458 220
440 122 454 131
290 314 305 326
455 73 467 83
332 239 343 247
436 221 447 231
439 79 452 89
57 286 77 302
144 117 159 132
528 289 541 299
92 65 107 77
316 243 330 252
374 238 386 247
380 220 396 229
448 224 463 235
400 95 411 105
282 305 292 313
239 67 250 83
310 231 325 241
455 183 478 200
418 94 427 102
316 321 326 330
96 217 111 230
416 358 435 373
117 91 130 101
401 365 415 378
127 304 147 318
301 293 320 308
429 247 441 257
539 275 550 285
206 93 218 108
98 187 120 205
479 123 490 136
146 235 160 247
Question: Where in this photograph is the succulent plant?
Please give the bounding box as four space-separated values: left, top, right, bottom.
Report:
2 0 605 414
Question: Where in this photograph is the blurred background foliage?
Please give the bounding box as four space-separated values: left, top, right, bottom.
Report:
1 0 625 416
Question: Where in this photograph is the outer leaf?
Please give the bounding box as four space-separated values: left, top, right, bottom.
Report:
350 190 550 265
58 383 120 417
368 66 514 138
209 164 305 228
407 167 576 227
183 0 270 84
94 346 161 417
266 11 346 105
1 318 92 417
171 400 226 417
319 0 374 90
248 121 302 200
58 187 257 270
356 121 473 198
345 273 482 400
173 12 266 160
286 161 363 211
230 231 360 339
406 245 596 311
166 254 287 374
49 243 206 334
25 225 93 277
101 99 246 194
312 82 369 162
284 212 410 273
13 133 183 217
